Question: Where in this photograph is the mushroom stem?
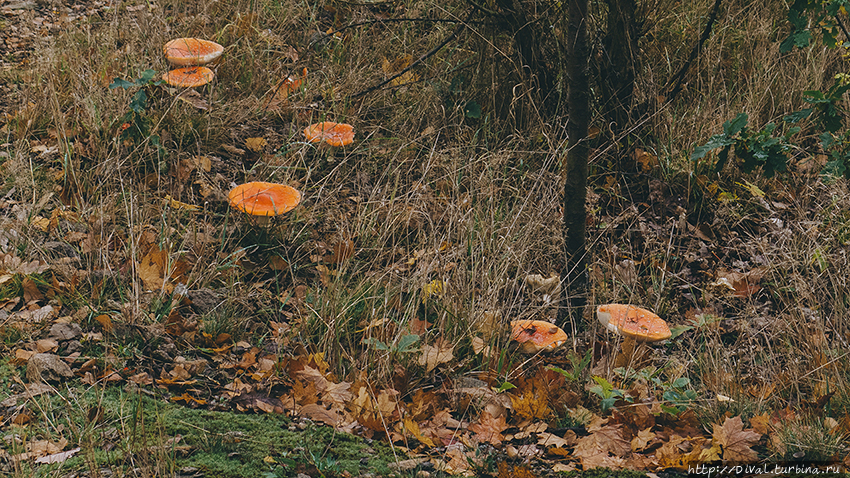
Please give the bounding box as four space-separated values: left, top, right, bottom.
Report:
613 336 654 369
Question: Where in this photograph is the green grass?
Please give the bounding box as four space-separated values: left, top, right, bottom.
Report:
1 377 401 478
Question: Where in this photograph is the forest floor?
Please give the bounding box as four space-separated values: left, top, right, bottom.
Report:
1 0 850 476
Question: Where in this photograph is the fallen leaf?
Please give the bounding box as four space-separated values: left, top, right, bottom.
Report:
300 403 342 426
468 410 508 445
712 415 761 462
418 342 453 372
245 137 268 152
176 89 209 110
631 427 656 452
35 447 80 464
403 417 436 447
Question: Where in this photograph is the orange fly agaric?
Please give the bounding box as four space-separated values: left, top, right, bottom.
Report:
162 66 215 88
510 320 568 354
228 182 302 217
596 304 671 342
164 38 224 66
304 122 355 147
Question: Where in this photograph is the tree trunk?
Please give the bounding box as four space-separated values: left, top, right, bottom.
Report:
560 0 590 332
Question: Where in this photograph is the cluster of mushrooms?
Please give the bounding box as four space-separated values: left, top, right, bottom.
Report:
509 303 671 355
162 38 223 87
159 38 355 219
164 39 672 357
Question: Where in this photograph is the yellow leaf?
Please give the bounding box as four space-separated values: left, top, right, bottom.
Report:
245 137 268 152
421 279 444 303
403 417 436 447
31 216 50 232
164 195 200 212
382 55 412 74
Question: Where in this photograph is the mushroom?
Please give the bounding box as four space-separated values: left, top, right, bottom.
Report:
597 304 671 368
596 304 671 342
510 320 568 354
303 122 355 147
164 38 224 66
228 182 302 217
162 66 215 88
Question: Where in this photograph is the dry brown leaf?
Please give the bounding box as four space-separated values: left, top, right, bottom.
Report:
537 430 576 448
418 342 453 372
35 447 80 464
468 410 508 445
574 431 627 469
94 314 113 332
749 412 772 436
176 89 209 110
35 338 58 353
328 239 355 263
712 415 761 462
300 403 342 426
631 427 656 452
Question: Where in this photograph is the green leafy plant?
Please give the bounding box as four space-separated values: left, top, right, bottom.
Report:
547 349 592 382
362 333 420 354
781 0 849 52
691 113 800 176
109 69 166 159
588 375 629 412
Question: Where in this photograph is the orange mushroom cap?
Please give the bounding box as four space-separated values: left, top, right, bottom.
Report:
228 182 302 216
304 122 355 147
162 66 215 88
596 304 671 342
510 320 568 354
164 38 224 66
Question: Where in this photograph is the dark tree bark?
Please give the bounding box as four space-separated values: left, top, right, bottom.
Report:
560 0 590 332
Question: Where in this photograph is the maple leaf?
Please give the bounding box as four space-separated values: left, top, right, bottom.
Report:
654 434 690 468
536 430 576 449
631 427 656 451
245 137 268 152
402 417 436 447
712 415 761 462
510 378 553 420
468 410 508 445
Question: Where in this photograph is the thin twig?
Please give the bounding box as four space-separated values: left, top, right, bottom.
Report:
348 8 478 99
663 0 723 102
834 13 850 43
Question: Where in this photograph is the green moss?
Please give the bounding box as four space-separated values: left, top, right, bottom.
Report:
16 387 399 477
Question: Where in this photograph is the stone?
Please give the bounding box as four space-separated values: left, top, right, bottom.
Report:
26 353 73 383
46 322 82 342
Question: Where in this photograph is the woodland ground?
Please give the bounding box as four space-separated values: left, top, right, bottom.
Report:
1 0 850 476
